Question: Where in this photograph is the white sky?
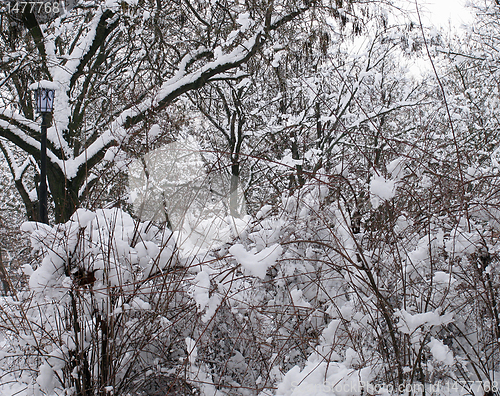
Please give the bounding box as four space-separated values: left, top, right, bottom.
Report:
398 0 474 30
391 1 475 78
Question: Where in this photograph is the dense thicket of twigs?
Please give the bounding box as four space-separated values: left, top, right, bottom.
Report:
2 0 500 395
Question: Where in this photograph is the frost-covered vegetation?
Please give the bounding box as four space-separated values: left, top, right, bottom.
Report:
2 0 500 395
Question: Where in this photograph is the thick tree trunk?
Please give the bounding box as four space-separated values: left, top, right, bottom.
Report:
47 169 79 223
230 162 240 217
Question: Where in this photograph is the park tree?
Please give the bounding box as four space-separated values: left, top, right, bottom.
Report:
0 0 320 223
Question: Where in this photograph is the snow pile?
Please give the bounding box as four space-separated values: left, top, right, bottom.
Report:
445 227 480 257
189 269 211 312
395 308 453 339
290 287 312 308
428 338 454 366
433 271 456 285
28 80 59 91
369 160 405 209
369 173 396 209
386 157 405 179
173 214 251 259
186 337 198 365
277 318 376 396
405 229 445 280
236 12 253 32
277 360 373 396
22 208 176 298
229 243 283 279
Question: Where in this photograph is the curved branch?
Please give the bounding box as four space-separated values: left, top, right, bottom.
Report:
69 10 119 89
21 8 50 77
73 139 117 189
0 118 41 158
121 3 313 130
123 34 263 128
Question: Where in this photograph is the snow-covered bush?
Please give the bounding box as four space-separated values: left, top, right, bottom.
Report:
0 208 202 395
2 158 500 396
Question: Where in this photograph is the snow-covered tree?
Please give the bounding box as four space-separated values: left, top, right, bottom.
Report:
0 0 316 223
